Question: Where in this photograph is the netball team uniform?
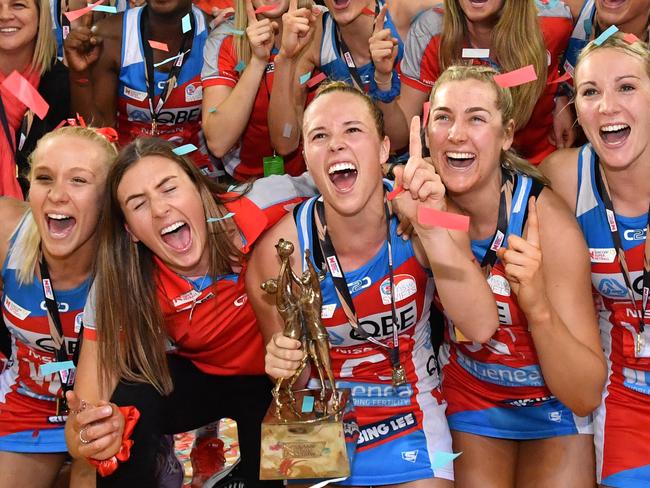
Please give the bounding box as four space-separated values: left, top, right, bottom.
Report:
319 0 404 90
116 6 216 176
201 32 306 180
82 175 315 486
293 191 453 486
574 145 650 487
0 213 89 452
438 173 592 439
400 1 573 164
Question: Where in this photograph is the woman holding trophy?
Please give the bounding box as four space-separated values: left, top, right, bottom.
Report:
247 81 499 486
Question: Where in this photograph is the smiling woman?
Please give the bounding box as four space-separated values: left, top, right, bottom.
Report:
0 126 116 488
0 0 71 199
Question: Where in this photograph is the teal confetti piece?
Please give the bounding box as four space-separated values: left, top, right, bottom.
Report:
90 4 117 13
182 13 191 33
227 184 238 192
235 60 246 73
208 107 217 113
594 25 618 46
153 52 183 68
301 395 315 413
223 26 245 36
431 451 462 469
40 360 75 376
207 212 235 223
299 71 312 85
173 143 198 156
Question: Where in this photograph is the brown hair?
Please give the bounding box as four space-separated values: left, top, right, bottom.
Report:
439 0 547 130
430 65 549 185
306 80 385 137
95 138 241 395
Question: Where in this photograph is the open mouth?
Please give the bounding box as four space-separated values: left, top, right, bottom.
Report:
331 0 351 9
160 221 191 251
599 123 630 146
469 0 489 6
600 0 627 9
47 214 76 238
445 151 477 169
328 162 358 192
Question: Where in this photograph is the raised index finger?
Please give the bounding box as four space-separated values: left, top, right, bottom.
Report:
409 115 422 160
289 0 297 11
525 197 540 247
373 4 387 33
245 0 257 23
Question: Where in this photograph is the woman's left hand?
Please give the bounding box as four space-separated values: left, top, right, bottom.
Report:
496 198 548 316
392 116 446 225
245 0 278 61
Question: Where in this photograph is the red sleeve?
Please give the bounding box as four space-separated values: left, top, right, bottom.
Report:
201 34 239 89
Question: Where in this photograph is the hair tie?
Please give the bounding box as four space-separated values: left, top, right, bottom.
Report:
95 127 119 144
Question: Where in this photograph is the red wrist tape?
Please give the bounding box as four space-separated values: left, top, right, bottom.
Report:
88 406 140 477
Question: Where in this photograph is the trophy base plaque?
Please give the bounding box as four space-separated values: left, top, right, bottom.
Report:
260 388 357 480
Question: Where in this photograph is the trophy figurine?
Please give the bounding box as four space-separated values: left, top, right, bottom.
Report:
259 239 358 480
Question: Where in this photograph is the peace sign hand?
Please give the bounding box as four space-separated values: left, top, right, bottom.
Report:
369 4 398 82
245 0 278 61
279 0 319 59
392 116 446 226
496 198 547 314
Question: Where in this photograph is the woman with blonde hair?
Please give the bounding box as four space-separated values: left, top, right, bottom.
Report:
0 0 71 198
201 0 315 180
0 126 116 487
375 0 575 164
541 34 650 488
64 138 314 486
427 64 605 487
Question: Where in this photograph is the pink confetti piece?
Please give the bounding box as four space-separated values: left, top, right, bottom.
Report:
254 3 277 14
361 7 375 15
1 71 49 119
623 32 640 44
493 65 537 89
547 71 572 85
422 101 431 127
417 206 470 232
148 40 169 52
306 72 327 88
64 0 105 22
386 185 404 201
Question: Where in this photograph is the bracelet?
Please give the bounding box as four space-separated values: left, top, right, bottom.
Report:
88 406 140 477
369 69 401 104
373 71 393 87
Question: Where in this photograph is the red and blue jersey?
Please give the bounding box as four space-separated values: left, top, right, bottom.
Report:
400 1 573 164
438 173 592 439
201 34 306 180
563 0 595 76
574 144 650 487
293 189 453 485
0 213 89 438
116 6 215 175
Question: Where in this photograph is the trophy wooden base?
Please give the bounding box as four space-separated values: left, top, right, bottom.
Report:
260 388 357 480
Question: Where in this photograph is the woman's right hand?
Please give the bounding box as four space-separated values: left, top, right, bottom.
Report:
369 5 398 82
63 12 102 73
66 390 124 461
279 0 319 60
265 332 304 379
245 0 278 62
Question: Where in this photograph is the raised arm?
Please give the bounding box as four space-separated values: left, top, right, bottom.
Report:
267 0 320 156
497 191 606 416
201 1 277 157
392 117 499 343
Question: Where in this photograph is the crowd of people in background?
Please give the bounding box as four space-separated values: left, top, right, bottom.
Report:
0 0 648 487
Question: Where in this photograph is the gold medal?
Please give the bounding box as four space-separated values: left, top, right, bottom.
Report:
392 364 406 387
637 332 645 355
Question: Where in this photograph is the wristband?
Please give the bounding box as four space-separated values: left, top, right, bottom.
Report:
369 69 401 104
88 406 140 477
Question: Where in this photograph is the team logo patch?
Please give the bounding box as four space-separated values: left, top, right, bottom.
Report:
321 303 336 319
74 313 83 333
233 294 247 307
173 289 201 307
401 450 418 463
379 274 417 305
123 85 147 101
589 248 616 263
487 274 510 296
185 83 203 103
4 295 30 320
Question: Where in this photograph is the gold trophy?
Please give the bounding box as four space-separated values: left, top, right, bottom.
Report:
259 239 358 480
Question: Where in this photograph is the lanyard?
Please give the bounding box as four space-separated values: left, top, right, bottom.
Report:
480 170 514 271
314 196 406 386
0 97 32 165
141 6 194 135
332 1 380 91
0 97 16 157
595 160 650 351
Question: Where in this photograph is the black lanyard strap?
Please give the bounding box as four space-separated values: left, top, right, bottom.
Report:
314 194 405 385
0 97 16 157
595 160 650 345
141 6 195 133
